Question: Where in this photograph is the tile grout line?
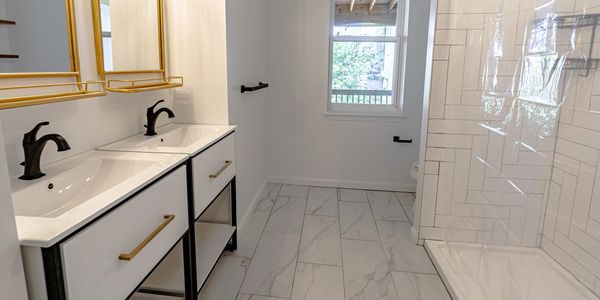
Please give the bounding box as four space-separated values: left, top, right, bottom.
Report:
235 184 282 300
394 192 413 226
366 190 401 299
288 185 311 300
336 187 348 300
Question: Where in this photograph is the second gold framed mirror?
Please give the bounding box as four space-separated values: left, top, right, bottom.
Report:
91 0 182 93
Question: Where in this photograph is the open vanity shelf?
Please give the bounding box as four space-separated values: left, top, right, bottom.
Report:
106 76 184 93
140 222 236 295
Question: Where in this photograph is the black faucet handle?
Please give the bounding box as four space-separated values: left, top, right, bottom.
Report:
148 100 165 112
23 121 50 145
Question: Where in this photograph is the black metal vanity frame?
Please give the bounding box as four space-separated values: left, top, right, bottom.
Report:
40 131 238 300
40 161 195 300
184 131 238 297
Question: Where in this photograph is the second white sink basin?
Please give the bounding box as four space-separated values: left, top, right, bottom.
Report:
11 151 187 247
99 124 236 155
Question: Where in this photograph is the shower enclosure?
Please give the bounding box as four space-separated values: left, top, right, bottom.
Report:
415 0 600 298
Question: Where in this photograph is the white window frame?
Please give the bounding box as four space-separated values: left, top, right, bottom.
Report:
327 0 408 118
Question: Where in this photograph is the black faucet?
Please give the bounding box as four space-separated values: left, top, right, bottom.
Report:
19 122 71 180
145 100 175 136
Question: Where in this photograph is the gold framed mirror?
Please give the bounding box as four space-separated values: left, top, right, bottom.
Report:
0 0 106 110
91 0 182 93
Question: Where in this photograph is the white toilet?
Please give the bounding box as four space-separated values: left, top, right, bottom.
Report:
409 161 420 181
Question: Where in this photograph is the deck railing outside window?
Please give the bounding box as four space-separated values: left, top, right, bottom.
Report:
331 89 393 105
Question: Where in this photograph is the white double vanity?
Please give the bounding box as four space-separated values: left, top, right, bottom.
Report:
14 124 237 300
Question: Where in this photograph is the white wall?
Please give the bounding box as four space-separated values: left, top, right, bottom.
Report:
0 121 28 299
0 0 172 178
0 0 11 56
109 0 160 71
166 0 229 125
264 0 428 191
225 0 270 223
3 0 71 73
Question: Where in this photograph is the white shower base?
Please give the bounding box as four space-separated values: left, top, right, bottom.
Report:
425 240 599 300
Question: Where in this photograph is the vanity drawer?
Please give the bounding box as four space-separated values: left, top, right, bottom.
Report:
60 167 187 300
192 134 235 219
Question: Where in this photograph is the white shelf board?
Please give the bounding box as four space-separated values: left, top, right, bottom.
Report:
195 222 236 289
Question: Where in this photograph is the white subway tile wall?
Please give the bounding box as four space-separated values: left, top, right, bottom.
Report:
422 0 600 296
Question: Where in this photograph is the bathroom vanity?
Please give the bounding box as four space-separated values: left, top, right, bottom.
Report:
101 124 238 297
15 125 237 300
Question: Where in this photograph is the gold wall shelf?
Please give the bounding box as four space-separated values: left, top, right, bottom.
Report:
106 76 183 93
0 81 106 110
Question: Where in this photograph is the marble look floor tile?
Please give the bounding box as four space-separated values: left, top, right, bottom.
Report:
339 202 380 241
279 185 309 198
396 192 415 224
237 294 288 300
368 191 408 222
264 196 307 234
341 239 398 300
391 272 451 300
240 231 301 298
291 263 345 300
376 221 437 274
256 184 282 212
227 210 270 258
339 189 368 202
198 256 251 300
306 187 338 216
298 215 342 265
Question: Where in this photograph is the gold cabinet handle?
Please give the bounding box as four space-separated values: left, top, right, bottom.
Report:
119 214 175 261
209 160 232 179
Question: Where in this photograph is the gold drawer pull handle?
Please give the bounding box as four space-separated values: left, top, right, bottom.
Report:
209 160 232 179
119 214 175 261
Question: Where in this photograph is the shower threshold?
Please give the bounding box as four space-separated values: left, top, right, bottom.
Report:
425 240 599 300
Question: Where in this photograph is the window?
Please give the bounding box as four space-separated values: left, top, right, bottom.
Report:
328 0 406 116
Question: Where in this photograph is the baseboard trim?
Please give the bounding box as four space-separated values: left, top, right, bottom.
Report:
236 179 268 237
267 176 416 192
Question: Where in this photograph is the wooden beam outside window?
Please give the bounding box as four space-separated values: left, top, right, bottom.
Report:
369 0 377 12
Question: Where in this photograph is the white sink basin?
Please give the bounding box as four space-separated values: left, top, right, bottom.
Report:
99 124 236 155
11 151 187 247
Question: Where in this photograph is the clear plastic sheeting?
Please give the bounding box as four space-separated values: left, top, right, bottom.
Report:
418 0 600 299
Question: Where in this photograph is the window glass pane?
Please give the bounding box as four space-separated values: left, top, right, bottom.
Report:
333 25 396 37
331 41 396 105
102 37 114 70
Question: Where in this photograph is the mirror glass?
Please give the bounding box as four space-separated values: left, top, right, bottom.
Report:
99 0 161 72
0 0 72 73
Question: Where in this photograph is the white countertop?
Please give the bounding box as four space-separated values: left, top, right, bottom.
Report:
98 123 236 156
12 151 187 248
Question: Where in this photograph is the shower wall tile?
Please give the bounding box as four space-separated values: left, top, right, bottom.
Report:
423 0 600 295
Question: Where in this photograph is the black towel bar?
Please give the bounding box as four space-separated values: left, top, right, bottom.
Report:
241 82 269 93
393 136 413 143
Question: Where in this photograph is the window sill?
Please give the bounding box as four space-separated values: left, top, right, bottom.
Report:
324 111 406 122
